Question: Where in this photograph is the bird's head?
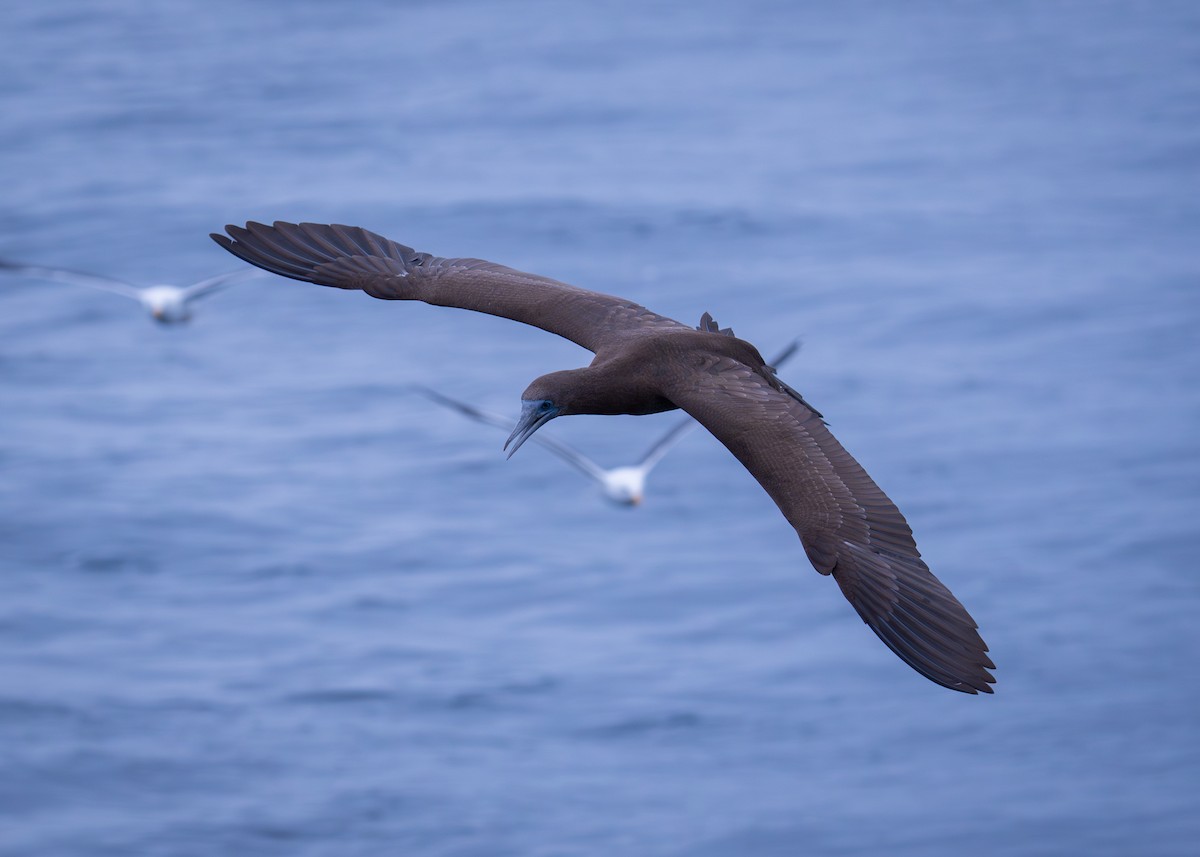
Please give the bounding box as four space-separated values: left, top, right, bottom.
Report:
504 371 580 458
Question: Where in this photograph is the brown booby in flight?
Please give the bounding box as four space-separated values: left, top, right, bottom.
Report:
212 221 995 694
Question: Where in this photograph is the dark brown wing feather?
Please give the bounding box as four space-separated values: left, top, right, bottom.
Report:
666 357 994 694
211 221 688 352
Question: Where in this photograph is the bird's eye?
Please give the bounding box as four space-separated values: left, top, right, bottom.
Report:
540 401 554 412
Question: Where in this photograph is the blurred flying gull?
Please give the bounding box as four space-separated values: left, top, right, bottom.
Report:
212 221 995 695
0 258 258 324
415 340 799 506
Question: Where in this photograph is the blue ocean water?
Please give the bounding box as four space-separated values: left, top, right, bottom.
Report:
1 1 1198 855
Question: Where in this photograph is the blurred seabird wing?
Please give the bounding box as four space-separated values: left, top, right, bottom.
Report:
180 268 259 301
0 259 143 300
635 416 698 471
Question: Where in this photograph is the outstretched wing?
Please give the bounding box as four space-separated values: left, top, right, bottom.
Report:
635 416 699 471
212 222 689 353
766 338 801 372
666 359 994 694
180 268 259 302
0 259 143 300
414 386 609 485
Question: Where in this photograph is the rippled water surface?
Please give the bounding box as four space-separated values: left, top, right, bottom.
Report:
2 2 1198 855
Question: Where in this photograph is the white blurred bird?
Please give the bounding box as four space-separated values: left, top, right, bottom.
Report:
0 258 258 324
415 339 799 506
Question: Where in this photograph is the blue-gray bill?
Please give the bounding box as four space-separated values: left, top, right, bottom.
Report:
504 399 559 458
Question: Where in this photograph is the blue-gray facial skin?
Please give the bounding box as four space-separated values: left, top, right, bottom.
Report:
504 399 560 458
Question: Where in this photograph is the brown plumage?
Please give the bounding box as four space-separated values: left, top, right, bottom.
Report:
212 221 995 694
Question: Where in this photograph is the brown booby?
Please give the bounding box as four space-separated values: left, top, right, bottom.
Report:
212 221 995 694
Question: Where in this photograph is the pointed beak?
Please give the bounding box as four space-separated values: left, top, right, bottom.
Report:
504 400 557 459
